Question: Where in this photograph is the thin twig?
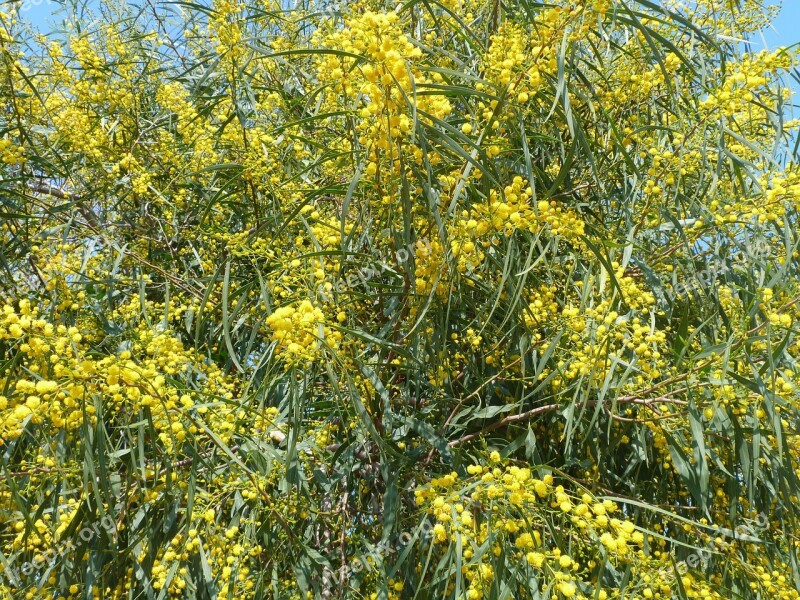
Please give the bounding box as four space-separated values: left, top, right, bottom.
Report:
448 395 687 447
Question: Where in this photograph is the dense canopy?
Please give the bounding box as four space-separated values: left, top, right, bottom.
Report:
1 0 800 598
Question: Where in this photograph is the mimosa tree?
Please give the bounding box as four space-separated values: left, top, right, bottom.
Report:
1 0 799 598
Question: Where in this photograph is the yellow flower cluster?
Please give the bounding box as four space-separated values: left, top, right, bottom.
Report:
156 81 218 167
761 166 800 224
413 237 449 298
415 455 800 600
209 0 246 61
414 458 654 600
524 285 560 341
316 11 451 161
265 300 340 366
520 261 668 392
482 22 545 96
701 49 792 118
0 136 24 164
468 176 585 244
0 298 238 453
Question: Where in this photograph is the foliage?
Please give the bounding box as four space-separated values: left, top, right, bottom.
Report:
1 0 800 598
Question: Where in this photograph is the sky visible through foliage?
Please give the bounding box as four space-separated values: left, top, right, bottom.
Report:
15 0 800 43
16 1 800 96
